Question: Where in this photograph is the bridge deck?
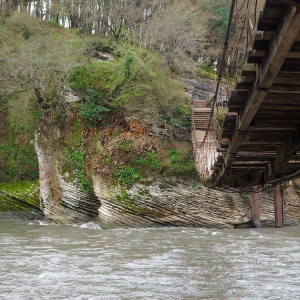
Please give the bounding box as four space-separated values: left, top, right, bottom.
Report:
210 0 300 188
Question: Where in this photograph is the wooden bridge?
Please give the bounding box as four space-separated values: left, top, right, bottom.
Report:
193 0 300 227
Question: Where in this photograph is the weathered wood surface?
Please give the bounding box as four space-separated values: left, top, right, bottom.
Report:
211 0 300 188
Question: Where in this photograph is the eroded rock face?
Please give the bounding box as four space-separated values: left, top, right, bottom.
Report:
33 78 300 227
36 141 300 228
35 142 100 224
93 175 250 229
183 78 216 101
0 181 43 220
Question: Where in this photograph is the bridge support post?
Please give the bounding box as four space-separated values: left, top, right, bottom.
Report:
274 184 284 228
250 186 261 228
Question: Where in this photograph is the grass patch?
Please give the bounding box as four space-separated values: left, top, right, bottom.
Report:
115 187 149 215
0 180 40 211
62 141 92 193
0 93 39 183
163 148 198 178
78 89 111 126
115 167 140 187
68 42 189 125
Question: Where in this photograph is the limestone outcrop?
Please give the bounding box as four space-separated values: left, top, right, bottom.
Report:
31 78 300 228
34 151 300 227
35 142 100 224
0 181 43 220
34 134 300 228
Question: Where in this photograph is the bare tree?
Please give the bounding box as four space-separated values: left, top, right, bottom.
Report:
137 0 211 73
0 12 80 110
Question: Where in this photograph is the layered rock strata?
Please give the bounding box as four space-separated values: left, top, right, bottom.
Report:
35 142 100 224
32 79 300 227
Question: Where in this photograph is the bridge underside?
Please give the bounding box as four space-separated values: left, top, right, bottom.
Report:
211 0 300 188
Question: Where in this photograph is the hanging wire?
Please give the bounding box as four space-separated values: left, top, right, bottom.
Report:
192 0 237 182
253 0 259 28
198 0 236 149
192 0 285 189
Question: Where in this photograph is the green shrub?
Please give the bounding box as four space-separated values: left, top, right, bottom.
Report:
47 20 63 28
68 45 189 123
88 38 115 54
68 62 119 93
79 89 110 126
204 0 230 39
165 105 191 127
63 139 91 192
0 100 39 183
116 167 140 186
119 140 132 151
124 52 135 79
116 188 130 202
165 148 197 177
168 148 180 164
134 152 162 171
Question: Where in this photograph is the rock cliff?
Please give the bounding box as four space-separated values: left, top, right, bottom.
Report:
31 78 300 228
34 144 300 228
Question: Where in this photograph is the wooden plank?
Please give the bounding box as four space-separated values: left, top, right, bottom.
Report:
259 7 300 87
257 18 279 31
252 39 270 50
262 6 285 18
249 49 300 60
279 0 300 8
277 70 300 77
241 65 257 76
258 104 300 109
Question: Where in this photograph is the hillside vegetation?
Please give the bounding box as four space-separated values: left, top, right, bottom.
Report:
0 0 256 187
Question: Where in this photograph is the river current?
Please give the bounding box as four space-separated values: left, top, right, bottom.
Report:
1 221 300 300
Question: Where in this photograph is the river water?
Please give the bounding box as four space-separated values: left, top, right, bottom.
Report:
1 221 300 300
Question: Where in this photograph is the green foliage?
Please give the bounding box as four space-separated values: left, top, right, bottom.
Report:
0 95 39 183
116 188 130 202
199 64 217 79
168 148 181 164
124 52 135 79
21 26 33 40
46 20 63 28
204 0 230 39
0 144 38 182
64 139 91 192
134 152 162 171
165 148 198 177
0 94 9 112
109 143 197 186
68 44 189 123
7 92 42 135
115 167 140 186
79 89 110 126
88 38 116 54
165 105 191 127
68 60 124 94
119 140 132 151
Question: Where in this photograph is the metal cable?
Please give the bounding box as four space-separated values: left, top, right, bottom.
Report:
197 0 236 149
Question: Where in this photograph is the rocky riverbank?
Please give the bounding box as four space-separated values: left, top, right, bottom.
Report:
2 78 300 228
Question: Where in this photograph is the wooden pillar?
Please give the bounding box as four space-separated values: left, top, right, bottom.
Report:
250 187 261 228
274 184 284 228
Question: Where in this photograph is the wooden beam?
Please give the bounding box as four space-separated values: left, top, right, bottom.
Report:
259 7 300 88
212 4 300 187
279 0 300 8
239 5 300 128
251 187 261 228
274 184 284 228
248 49 300 60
